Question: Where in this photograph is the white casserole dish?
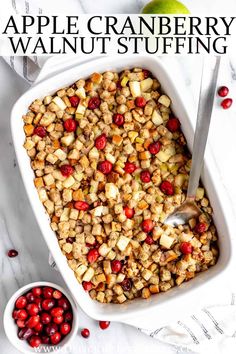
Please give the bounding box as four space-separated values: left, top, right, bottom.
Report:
11 55 233 329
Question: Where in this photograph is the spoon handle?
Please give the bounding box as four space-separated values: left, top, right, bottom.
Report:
187 56 221 199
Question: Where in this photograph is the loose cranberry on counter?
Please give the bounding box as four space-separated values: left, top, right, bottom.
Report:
34 322 43 332
18 327 34 340
26 303 39 316
51 307 64 318
64 118 77 132
26 315 40 329
95 134 107 150
42 299 55 311
124 206 134 219
194 222 207 234
98 160 113 175
32 287 42 297
121 278 132 292
16 320 26 328
142 219 154 233
113 113 124 126
87 249 99 264
218 86 229 97
15 309 28 320
57 297 71 311
64 312 73 323
140 170 151 183
8 249 18 258
143 69 150 79
45 323 58 336
166 117 180 132
111 260 122 273
41 312 52 325
135 97 146 108
69 95 80 107
148 141 161 155
82 281 93 291
60 164 74 177
160 180 174 196
221 98 233 109
34 126 47 138
53 290 63 300
145 235 154 245
51 332 61 345
25 292 35 303
60 322 71 335
81 328 90 338
99 321 110 330
29 335 42 348
88 97 101 110
15 296 27 309
74 201 90 211
180 242 193 255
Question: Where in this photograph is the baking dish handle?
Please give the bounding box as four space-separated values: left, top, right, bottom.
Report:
33 55 101 86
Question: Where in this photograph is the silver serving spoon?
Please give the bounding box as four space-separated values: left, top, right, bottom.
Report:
164 56 221 227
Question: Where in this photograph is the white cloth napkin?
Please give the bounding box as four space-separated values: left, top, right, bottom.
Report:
4 1 236 353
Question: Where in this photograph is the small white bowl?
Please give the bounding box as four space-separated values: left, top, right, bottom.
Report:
4 281 79 353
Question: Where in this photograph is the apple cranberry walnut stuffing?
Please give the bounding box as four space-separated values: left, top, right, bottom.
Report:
23 68 218 304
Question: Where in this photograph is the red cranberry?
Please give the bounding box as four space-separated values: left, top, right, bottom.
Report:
26 304 39 316
194 222 207 234
29 335 42 348
88 97 101 110
99 321 110 330
34 298 42 311
34 322 43 332
57 298 70 311
160 180 174 195
74 201 90 211
60 164 74 177
218 86 229 97
16 309 28 320
82 281 93 291
140 170 151 183
64 311 73 322
34 126 46 138
69 95 80 107
81 328 90 338
95 134 107 150
111 260 122 273
15 296 27 309
43 287 54 299
142 219 154 233
60 322 71 335
98 160 113 175
116 80 122 90
67 237 74 244
53 316 64 325
41 312 52 325
64 118 77 132
53 290 63 300
148 141 161 155
124 162 137 174
124 206 134 219
143 69 150 79
18 327 34 340
121 278 132 291
25 292 35 303
113 113 124 126
51 332 61 345
32 287 42 297
166 117 180 132
51 307 64 317
26 315 40 328
8 249 18 258
145 235 154 245
135 97 146 108
180 242 193 255
221 98 233 109
87 249 99 263
42 299 55 311
45 323 58 336
16 320 25 328
12 310 18 319
41 336 50 344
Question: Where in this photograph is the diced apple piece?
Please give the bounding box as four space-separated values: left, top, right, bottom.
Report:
61 133 75 147
140 78 153 92
63 176 75 188
89 147 99 160
75 87 86 99
98 243 111 257
54 148 67 161
116 236 130 252
157 146 176 162
174 174 186 187
68 149 80 159
159 233 174 249
152 110 163 126
129 81 141 98
76 103 86 116
105 183 119 199
52 96 67 110
196 187 205 201
158 95 171 107
75 264 87 277
82 267 95 282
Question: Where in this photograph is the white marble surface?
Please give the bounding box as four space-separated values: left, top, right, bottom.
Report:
1 1 236 354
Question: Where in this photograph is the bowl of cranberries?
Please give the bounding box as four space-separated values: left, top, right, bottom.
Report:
4 282 79 353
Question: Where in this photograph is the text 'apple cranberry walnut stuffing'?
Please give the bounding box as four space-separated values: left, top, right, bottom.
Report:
23 68 218 304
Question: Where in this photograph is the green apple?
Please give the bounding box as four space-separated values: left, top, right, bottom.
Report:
142 0 190 14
